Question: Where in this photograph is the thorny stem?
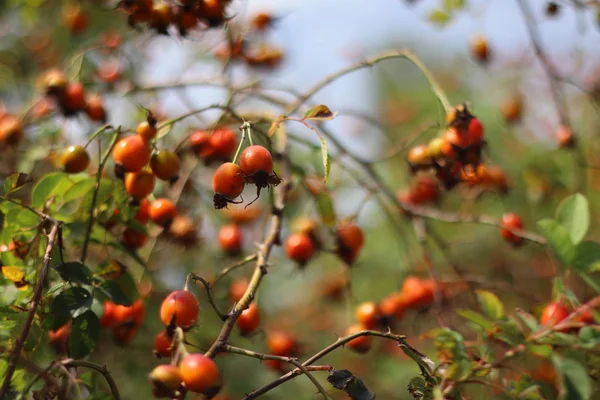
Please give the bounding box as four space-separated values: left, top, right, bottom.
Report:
0 222 61 399
81 128 119 265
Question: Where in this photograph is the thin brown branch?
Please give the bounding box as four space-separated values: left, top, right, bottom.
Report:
204 121 291 358
223 345 332 400
243 330 408 399
211 254 258 286
62 359 121 400
0 221 62 399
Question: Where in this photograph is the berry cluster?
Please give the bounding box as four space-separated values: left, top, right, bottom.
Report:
40 69 107 122
212 145 281 209
150 290 223 398
214 13 284 69
118 0 232 35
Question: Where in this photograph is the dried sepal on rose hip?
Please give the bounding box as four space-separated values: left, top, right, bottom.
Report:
238 145 282 204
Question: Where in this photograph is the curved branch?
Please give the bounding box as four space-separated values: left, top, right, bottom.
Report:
62 359 121 400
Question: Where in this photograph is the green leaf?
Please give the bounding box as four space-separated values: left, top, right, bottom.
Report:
475 290 504 320
96 260 139 306
31 172 70 208
428 9 452 27
552 355 593 400
63 178 96 203
302 105 337 121
326 369 376 400
456 309 494 330
316 191 336 226
69 310 100 359
538 219 576 266
556 193 589 244
3 173 33 195
48 287 93 330
572 241 600 272
54 262 93 284
398 340 436 375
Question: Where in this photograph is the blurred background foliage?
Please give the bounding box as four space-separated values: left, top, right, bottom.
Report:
1 0 600 399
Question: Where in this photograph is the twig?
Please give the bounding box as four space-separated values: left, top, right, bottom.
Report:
211 254 258 286
189 274 227 321
243 330 408 400
0 222 61 399
81 128 118 265
285 50 451 116
223 345 332 400
62 359 121 400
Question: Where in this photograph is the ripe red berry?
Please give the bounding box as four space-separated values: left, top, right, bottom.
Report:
85 94 106 122
179 353 222 395
48 321 72 354
336 221 364 264
401 276 436 310
218 224 242 254
540 302 570 329
124 169 156 199
355 302 381 330
236 303 261 334
61 145 90 173
345 324 371 353
411 175 440 204
266 331 297 356
64 82 87 111
556 125 575 148
212 162 245 208
122 228 148 249
189 130 213 158
209 128 237 160
239 145 274 176
114 299 145 326
154 330 174 358
466 118 484 145
135 198 151 224
229 278 249 303
285 233 315 265
112 135 151 173
97 60 122 84
149 198 177 227
100 301 118 328
63 6 89 35
499 212 524 246
150 150 180 182
160 290 200 328
379 293 408 320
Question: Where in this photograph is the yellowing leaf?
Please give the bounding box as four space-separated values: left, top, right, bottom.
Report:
2 266 25 282
303 105 337 121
